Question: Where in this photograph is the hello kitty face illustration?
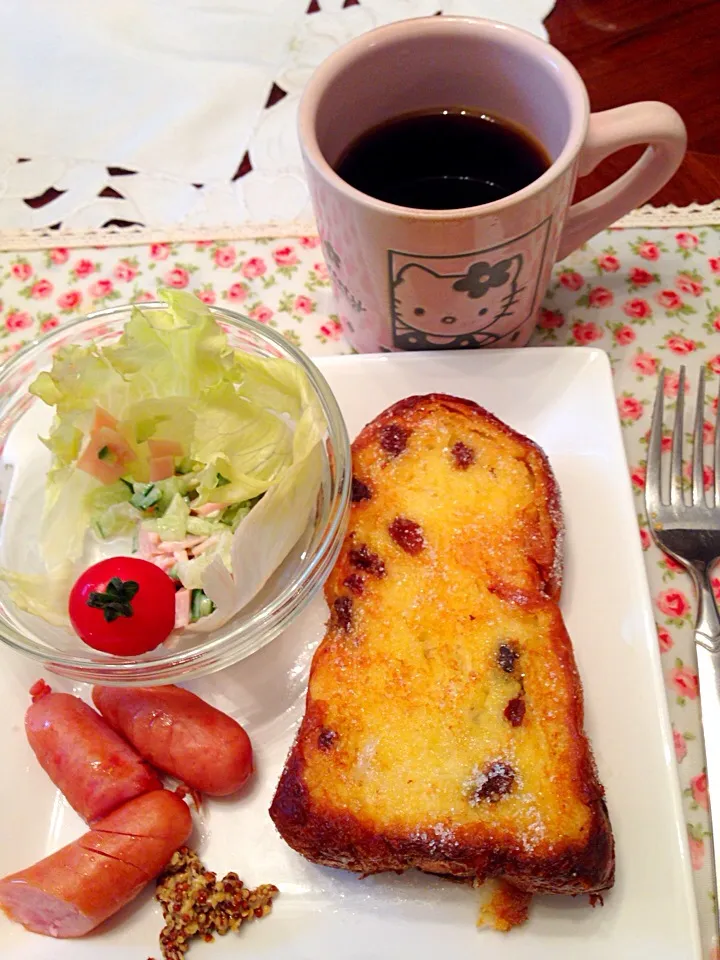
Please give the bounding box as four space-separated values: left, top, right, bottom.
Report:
392 256 524 346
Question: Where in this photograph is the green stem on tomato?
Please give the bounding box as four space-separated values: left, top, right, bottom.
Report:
87 576 139 622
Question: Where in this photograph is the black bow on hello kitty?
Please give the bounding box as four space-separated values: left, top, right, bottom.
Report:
452 258 517 299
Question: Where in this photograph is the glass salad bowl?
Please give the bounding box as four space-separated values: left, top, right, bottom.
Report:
0 302 351 684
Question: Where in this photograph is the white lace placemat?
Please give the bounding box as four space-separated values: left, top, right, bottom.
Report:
615 202 720 229
0 0 555 248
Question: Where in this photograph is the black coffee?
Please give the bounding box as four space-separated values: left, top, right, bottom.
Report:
334 109 550 210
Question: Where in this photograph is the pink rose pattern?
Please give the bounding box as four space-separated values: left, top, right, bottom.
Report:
1 226 720 953
2 242 337 359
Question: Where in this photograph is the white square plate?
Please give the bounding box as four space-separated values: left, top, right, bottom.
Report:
0 348 701 959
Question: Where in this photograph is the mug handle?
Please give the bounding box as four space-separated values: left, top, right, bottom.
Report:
556 102 687 261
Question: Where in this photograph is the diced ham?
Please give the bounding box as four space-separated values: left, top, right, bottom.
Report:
137 528 161 559
192 502 225 517
77 426 135 485
147 438 183 458
153 537 206 555
90 406 118 433
191 536 219 557
93 427 134 466
149 456 175 482
76 456 125 486
174 589 191 629
137 530 213 580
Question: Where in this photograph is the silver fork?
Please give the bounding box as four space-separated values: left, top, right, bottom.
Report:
646 365 720 935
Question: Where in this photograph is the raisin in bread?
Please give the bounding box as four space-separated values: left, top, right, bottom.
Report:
270 394 614 897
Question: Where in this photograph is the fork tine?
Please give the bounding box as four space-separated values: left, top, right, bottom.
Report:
692 367 706 506
646 370 665 514
715 374 720 507
670 366 686 507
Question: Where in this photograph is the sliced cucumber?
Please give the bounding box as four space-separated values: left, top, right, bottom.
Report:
130 483 162 510
190 589 215 621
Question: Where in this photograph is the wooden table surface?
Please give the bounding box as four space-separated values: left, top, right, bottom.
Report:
546 0 720 207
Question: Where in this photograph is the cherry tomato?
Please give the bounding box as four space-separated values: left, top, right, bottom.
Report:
69 557 176 656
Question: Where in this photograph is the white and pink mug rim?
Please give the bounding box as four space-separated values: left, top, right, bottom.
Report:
298 16 591 221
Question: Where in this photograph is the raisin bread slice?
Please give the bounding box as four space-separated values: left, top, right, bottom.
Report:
270 394 614 896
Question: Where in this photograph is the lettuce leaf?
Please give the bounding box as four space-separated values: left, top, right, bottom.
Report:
104 292 233 397
231 353 309 420
0 566 73 626
124 398 197 449
86 480 136 539
186 516 226 537
42 468 97 571
188 441 324 632
192 384 294 504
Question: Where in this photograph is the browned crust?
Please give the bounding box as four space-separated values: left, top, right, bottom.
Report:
270 393 614 897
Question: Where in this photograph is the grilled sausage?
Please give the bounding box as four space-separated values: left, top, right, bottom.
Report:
0 790 191 937
92 684 253 796
25 685 161 823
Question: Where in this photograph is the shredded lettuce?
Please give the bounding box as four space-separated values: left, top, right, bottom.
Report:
87 480 135 540
91 501 138 539
151 474 196 511
186 516 225 537
86 480 132 513
174 529 233 590
143 493 190 542
220 498 258 532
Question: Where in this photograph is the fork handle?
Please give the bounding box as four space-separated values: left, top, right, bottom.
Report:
692 565 720 942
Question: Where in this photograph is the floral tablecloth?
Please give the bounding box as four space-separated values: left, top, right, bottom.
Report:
1 225 720 956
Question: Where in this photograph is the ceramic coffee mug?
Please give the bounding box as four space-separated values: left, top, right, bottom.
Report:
299 16 686 353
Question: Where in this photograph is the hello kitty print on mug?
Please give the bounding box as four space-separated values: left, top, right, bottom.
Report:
392 258 523 349
389 219 551 350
